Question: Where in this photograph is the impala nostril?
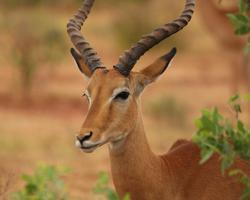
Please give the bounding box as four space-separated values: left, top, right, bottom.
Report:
77 131 93 145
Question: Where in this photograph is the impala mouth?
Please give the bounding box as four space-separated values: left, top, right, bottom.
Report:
75 139 107 153
80 145 99 153
80 142 101 153
75 133 128 153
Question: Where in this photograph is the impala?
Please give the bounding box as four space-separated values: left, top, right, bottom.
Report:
198 0 250 92
67 0 248 199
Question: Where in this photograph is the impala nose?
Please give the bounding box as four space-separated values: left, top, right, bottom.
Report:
76 132 93 147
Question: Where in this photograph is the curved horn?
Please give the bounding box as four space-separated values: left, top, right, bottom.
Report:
67 0 105 71
114 0 195 76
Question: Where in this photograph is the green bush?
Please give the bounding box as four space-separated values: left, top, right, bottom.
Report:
12 165 70 200
194 4 250 198
93 172 130 200
193 94 250 200
227 0 250 54
12 166 127 200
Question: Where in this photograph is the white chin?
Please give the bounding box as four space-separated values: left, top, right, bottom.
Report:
81 148 96 153
75 140 82 148
75 140 98 153
109 135 126 150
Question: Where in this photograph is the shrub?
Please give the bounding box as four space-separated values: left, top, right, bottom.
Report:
193 94 250 200
12 166 127 200
227 0 250 54
12 165 70 200
93 172 130 200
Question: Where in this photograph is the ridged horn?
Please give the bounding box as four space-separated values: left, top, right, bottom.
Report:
67 0 105 72
114 0 195 76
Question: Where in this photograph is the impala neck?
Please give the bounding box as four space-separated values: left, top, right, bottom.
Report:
198 0 244 50
109 102 174 199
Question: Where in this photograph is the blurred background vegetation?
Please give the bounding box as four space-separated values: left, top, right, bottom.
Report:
0 0 249 199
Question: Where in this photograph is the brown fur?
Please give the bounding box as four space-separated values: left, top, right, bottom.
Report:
198 0 250 92
75 53 249 199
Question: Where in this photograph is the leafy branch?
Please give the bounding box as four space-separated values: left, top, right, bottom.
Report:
227 0 250 54
12 165 70 200
193 94 250 200
93 172 130 200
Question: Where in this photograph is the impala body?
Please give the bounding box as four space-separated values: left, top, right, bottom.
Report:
198 0 250 92
67 0 249 199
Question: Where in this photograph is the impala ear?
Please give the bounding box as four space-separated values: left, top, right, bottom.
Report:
134 48 177 95
70 48 93 79
140 47 177 82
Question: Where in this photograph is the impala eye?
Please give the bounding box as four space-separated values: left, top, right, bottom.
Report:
114 91 130 100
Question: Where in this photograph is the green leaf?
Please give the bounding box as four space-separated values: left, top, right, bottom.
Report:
233 104 242 113
227 13 248 25
227 13 250 35
200 149 214 164
123 194 131 200
238 0 246 13
93 171 124 200
221 155 235 174
238 121 245 132
236 13 249 23
244 93 250 101
12 165 69 200
229 94 240 103
229 169 244 177
235 26 250 35
193 94 250 200
244 40 250 55
241 189 250 200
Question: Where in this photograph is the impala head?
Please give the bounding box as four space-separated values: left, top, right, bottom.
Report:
67 0 195 153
